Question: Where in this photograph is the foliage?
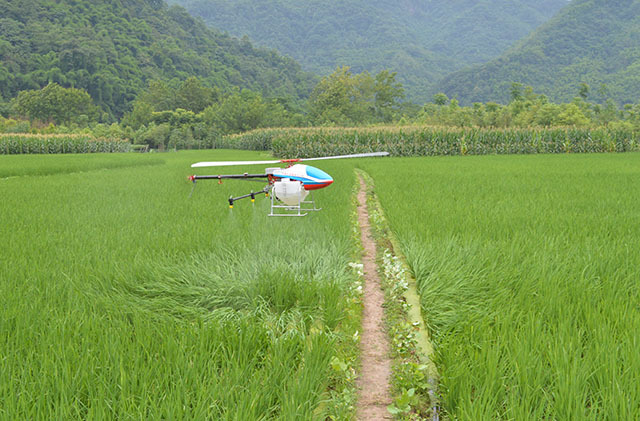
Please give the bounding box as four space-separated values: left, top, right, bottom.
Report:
123 66 402 145
11 83 100 125
201 89 303 134
0 116 31 133
0 134 130 154
120 80 305 149
169 0 567 103
0 0 315 119
127 78 219 120
309 67 404 125
441 0 640 105
415 88 640 130
0 98 10 118
120 75 640 147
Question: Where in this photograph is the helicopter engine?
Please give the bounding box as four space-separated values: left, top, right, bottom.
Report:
273 178 309 206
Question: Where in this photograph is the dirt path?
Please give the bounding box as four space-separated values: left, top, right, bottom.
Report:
355 175 393 420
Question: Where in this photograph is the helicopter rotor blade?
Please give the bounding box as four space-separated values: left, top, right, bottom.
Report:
191 152 389 168
298 152 389 162
191 159 281 168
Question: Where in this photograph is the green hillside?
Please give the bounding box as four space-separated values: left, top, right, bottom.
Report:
168 0 568 103
440 0 640 105
0 0 316 119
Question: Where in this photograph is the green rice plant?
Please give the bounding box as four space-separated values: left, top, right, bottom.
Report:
361 153 640 420
0 153 164 178
0 133 131 154
0 150 361 419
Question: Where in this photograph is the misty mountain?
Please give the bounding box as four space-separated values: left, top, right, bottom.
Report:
168 0 568 103
440 0 640 105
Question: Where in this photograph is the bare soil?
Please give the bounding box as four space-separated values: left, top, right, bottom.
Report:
355 176 393 420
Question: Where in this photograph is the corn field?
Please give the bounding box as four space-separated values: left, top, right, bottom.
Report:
215 128 292 151
0 134 131 154
221 126 639 157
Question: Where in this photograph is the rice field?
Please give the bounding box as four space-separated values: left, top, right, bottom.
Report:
360 153 640 419
2 150 639 419
0 150 361 419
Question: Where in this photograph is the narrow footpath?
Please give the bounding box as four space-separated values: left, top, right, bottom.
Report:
355 176 392 420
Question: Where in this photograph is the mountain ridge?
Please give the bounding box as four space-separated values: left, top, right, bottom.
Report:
440 0 640 105
0 0 316 118
168 0 569 103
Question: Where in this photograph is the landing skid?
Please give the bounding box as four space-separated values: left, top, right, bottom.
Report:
268 191 321 217
301 191 322 212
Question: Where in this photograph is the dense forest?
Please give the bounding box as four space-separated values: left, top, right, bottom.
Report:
0 0 316 120
441 0 640 105
168 0 568 103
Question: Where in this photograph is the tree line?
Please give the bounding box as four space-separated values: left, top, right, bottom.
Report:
2 71 640 150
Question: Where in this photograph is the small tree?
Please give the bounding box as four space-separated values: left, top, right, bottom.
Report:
578 83 590 100
202 90 273 134
509 82 524 103
557 103 589 126
137 80 176 111
175 77 217 113
373 70 404 122
309 66 357 125
309 66 404 125
12 83 99 125
432 93 449 106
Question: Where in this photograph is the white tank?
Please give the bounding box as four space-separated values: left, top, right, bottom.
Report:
273 179 308 206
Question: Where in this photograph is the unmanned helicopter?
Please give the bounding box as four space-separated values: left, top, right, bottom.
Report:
189 152 389 216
